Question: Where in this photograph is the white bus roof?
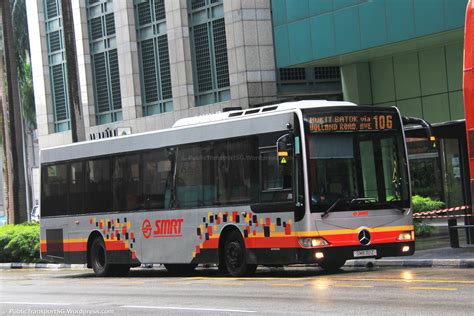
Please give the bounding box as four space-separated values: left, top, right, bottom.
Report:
172 100 356 128
40 100 357 163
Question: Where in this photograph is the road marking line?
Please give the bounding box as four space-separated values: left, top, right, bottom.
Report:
270 283 305 287
121 305 257 313
328 277 474 285
406 287 457 291
0 302 71 306
333 285 374 288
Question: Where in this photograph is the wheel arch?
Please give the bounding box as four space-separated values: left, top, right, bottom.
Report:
218 224 241 266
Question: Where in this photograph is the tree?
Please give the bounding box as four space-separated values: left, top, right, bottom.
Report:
0 0 28 223
61 0 85 142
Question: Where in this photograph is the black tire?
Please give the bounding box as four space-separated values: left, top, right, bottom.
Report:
318 258 346 272
164 264 197 275
90 237 114 277
223 230 257 277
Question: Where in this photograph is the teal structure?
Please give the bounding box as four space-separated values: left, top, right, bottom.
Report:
271 0 472 209
272 0 467 67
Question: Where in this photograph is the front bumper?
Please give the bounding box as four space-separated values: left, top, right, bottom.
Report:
297 241 415 263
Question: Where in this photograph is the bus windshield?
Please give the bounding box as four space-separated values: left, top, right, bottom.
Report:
304 109 410 213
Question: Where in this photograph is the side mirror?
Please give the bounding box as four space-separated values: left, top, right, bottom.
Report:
402 116 436 148
276 133 294 165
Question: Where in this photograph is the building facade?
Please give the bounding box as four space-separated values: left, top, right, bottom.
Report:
271 0 469 207
27 0 279 148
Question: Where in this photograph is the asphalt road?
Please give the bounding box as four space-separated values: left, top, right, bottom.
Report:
0 266 473 315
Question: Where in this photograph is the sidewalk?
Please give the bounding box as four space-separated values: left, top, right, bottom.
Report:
347 245 474 268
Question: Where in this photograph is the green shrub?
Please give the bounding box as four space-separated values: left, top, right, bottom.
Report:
412 195 445 214
411 195 445 237
0 223 41 263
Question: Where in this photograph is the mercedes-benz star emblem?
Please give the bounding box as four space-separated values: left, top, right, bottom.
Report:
358 229 371 246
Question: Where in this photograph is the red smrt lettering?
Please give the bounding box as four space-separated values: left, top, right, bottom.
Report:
152 219 184 238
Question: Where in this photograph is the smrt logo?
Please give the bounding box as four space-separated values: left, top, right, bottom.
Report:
142 218 184 238
142 219 152 239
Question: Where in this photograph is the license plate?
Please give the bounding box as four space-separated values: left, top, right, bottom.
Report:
353 249 377 258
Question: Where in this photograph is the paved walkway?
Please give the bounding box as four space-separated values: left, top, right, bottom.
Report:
346 245 474 268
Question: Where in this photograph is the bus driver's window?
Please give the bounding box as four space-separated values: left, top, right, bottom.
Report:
260 149 293 202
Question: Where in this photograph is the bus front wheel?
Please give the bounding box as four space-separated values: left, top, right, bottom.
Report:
223 230 257 277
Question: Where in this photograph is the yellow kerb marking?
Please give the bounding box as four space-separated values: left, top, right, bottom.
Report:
271 283 305 287
333 285 373 289
407 287 457 291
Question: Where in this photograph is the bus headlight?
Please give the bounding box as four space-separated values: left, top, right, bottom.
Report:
397 231 413 241
298 237 329 248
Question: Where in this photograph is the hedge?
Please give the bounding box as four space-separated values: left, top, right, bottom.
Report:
0 223 42 263
412 195 445 237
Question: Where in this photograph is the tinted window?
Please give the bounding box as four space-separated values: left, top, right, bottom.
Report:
214 137 258 205
260 149 293 203
175 143 215 208
143 149 172 209
41 164 68 216
69 162 84 214
112 154 143 211
85 158 111 213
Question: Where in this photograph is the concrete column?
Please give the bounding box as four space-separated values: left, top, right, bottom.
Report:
114 0 142 121
72 0 95 130
341 62 373 105
223 0 277 108
27 0 57 146
165 0 195 118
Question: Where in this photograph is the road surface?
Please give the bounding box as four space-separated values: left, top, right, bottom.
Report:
1 266 473 315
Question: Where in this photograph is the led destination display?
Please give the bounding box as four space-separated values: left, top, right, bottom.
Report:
306 112 395 133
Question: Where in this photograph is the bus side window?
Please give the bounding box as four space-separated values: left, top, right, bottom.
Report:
175 143 215 208
143 149 172 210
69 162 84 215
214 137 259 205
86 158 112 213
112 154 143 211
260 149 293 203
42 164 68 217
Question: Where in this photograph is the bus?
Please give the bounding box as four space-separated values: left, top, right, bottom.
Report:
40 100 415 277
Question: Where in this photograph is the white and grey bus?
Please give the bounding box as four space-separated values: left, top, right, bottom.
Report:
40 100 415 276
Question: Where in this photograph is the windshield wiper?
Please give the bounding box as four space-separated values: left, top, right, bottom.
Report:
350 197 377 204
321 198 348 218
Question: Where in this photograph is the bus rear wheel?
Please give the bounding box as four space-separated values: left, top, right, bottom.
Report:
164 264 197 275
90 237 113 277
318 258 346 272
90 237 131 277
223 230 256 277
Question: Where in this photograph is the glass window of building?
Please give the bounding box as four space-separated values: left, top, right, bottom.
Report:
134 0 173 115
188 0 230 106
277 66 342 100
44 0 70 132
87 0 122 124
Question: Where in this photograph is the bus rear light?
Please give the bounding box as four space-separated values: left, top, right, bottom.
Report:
298 237 329 248
397 231 413 241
